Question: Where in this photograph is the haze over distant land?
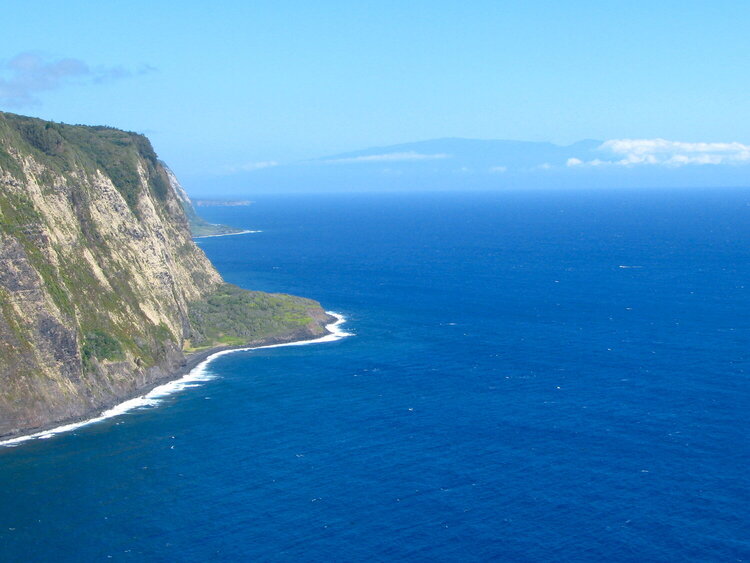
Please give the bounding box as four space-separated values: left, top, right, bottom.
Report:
3 3 750 196
188 137 750 197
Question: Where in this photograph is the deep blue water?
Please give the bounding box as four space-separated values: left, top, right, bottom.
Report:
1 189 750 561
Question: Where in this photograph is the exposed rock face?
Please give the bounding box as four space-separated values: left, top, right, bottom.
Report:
0 112 329 438
164 163 244 237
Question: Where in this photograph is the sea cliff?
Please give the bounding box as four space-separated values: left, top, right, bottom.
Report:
0 112 331 438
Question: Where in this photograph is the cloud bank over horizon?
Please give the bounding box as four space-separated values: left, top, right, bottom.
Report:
199 136 750 195
0 52 155 107
567 139 750 168
232 137 750 175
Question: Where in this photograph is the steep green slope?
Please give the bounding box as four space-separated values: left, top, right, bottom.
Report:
187 284 328 350
0 112 331 438
163 164 245 237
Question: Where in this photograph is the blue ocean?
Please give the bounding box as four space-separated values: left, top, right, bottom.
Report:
1 189 749 561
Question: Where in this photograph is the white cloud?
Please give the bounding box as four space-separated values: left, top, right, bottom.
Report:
238 160 278 171
324 151 450 164
603 139 750 166
490 166 507 173
0 52 155 107
222 161 278 174
567 157 610 167
570 139 750 168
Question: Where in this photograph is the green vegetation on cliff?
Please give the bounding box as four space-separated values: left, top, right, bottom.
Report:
0 112 170 215
82 330 125 364
0 112 191 379
186 283 328 351
0 111 330 438
189 219 245 238
162 162 246 237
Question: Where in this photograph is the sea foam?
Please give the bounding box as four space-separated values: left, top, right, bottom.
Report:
0 312 351 448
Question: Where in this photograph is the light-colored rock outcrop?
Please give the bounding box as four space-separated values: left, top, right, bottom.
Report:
0 113 329 437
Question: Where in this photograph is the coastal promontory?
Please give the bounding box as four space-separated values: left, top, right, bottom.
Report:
0 112 331 438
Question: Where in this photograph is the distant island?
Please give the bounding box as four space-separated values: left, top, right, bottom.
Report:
0 111 333 439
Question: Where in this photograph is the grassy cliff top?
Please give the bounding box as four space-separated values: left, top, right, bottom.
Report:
186 283 329 351
0 112 170 214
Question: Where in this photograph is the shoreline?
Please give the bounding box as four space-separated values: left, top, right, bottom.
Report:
193 229 261 239
0 312 350 448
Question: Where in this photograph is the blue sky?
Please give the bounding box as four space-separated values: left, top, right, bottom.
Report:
2 1 750 191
